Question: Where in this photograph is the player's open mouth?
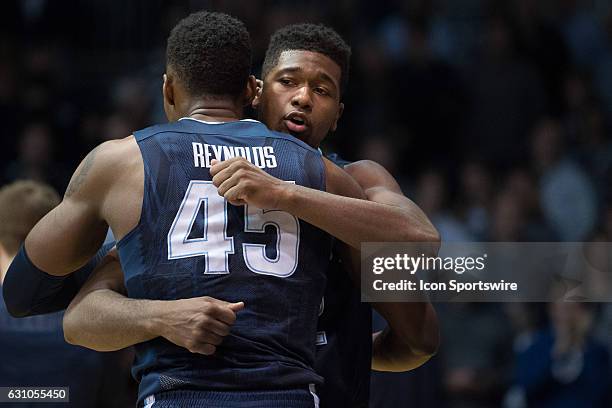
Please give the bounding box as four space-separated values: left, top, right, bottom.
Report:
284 112 309 133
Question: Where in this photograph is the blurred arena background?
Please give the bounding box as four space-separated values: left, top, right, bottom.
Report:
1 0 612 407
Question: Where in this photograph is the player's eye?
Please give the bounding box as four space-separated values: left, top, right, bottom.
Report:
279 78 295 86
314 87 330 96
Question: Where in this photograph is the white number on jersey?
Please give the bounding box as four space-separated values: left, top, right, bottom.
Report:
167 180 300 277
167 182 234 273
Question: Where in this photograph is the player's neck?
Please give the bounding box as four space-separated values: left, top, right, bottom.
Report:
185 104 242 123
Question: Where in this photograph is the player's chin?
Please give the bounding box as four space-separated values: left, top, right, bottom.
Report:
287 128 311 144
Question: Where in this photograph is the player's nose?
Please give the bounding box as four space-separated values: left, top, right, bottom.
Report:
290 86 312 111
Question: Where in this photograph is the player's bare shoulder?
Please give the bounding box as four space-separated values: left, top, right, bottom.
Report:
103 135 143 178
99 135 144 240
322 156 365 199
64 136 141 200
344 160 403 194
61 138 126 204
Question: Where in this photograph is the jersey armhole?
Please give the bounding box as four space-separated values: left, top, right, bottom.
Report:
116 135 146 249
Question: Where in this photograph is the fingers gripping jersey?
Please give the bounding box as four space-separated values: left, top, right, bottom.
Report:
116 118 332 404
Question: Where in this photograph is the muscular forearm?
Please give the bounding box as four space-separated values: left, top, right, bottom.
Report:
63 289 162 351
210 156 439 250
280 185 432 249
327 159 440 370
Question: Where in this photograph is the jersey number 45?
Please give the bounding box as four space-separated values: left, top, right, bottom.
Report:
167 180 299 278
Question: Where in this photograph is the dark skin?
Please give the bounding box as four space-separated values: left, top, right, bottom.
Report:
64 51 439 370
255 50 344 148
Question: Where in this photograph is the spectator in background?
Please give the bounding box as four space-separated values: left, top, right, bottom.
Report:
573 105 612 203
604 203 612 242
0 180 136 407
593 9 612 118
588 217 612 367
503 302 548 408
531 117 597 241
110 77 153 132
3 123 69 193
504 303 547 357
507 301 611 408
559 1 607 70
512 0 570 115
415 168 474 242
489 190 526 242
466 12 547 168
356 137 405 186
102 112 133 142
489 181 554 242
383 17 466 172
458 160 493 240
340 36 390 158
439 302 513 408
562 70 593 142
0 48 21 163
503 168 557 241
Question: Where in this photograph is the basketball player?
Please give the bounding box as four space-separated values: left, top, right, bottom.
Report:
63 23 440 407
6 11 367 408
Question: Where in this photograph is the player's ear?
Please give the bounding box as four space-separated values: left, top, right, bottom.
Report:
162 73 175 106
162 73 176 120
330 102 344 132
251 78 264 109
242 75 257 107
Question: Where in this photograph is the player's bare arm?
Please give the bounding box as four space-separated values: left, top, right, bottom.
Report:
344 160 440 249
22 136 142 276
24 145 109 275
340 159 440 372
63 252 243 354
210 156 436 249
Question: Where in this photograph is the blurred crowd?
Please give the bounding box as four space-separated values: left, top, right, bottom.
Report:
1 0 612 407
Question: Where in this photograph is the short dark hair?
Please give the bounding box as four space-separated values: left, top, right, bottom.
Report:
166 11 251 98
262 24 351 94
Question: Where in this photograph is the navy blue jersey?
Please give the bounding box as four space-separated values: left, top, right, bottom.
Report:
316 153 372 408
116 118 332 404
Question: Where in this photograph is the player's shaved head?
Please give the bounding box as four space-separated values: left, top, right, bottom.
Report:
0 180 60 255
262 24 351 95
166 11 252 98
